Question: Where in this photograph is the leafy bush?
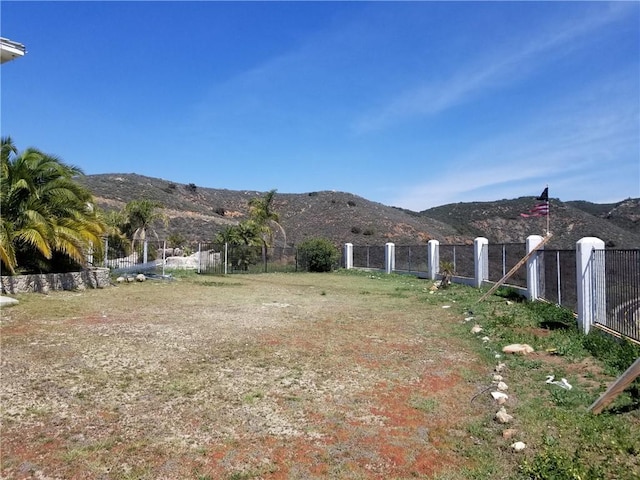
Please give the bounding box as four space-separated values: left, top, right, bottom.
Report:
363 228 374 236
351 226 361 234
582 331 640 375
347 200 356 207
526 301 575 329
297 238 340 272
496 286 526 302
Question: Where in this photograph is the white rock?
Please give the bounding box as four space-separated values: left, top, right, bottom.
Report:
135 274 146 282
493 374 504 382
495 407 513 424
471 324 483 334
116 276 125 283
511 441 526 451
495 362 506 373
502 343 534 355
491 391 509 405
496 381 509 391
464 316 474 322
482 336 491 343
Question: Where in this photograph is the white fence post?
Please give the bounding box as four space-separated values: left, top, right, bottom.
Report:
224 243 228 275
427 240 439 280
162 240 166 277
143 240 148 265
344 243 354 269
474 237 489 288
577 237 605 334
385 242 395 274
103 237 109 268
526 235 544 300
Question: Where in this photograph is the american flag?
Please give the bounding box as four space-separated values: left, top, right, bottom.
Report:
521 188 549 218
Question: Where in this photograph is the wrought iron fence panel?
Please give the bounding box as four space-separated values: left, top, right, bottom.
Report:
592 249 640 342
487 243 527 287
102 237 163 273
537 250 577 311
394 245 428 274
196 243 225 274
440 244 475 278
352 245 385 270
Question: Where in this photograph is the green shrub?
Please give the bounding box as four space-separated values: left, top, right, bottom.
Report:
582 331 640 375
495 286 526 302
526 301 575 329
297 238 340 272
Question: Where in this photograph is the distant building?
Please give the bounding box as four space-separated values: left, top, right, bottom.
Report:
1 37 26 64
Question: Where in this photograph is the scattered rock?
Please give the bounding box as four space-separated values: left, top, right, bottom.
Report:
495 407 513 424
495 362 506 373
502 343 534 355
116 276 125 283
481 336 491 343
464 316 474 322
471 324 483 334
492 374 503 382
511 441 526 451
502 428 518 439
496 381 508 391
0 296 19 307
136 274 146 282
491 391 509 405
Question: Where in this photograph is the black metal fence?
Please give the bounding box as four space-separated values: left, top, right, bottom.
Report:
394 245 428 274
592 249 640 341
538 249 578 312
440 244 475 279
352 245 385 270
97 238 301 274
486 243 528 287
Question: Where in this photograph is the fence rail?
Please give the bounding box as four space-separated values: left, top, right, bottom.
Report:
592 249 640 341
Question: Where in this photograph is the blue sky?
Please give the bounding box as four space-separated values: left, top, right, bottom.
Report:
2 1 639 210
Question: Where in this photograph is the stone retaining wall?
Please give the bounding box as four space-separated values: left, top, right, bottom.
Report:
1 268 111 294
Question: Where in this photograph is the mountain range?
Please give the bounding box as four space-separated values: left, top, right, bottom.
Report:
78 173 639 250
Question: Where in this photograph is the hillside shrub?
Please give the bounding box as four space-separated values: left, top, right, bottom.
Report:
363 228 374 236
347 200 356 207
351 226 361 234
297 238 340 272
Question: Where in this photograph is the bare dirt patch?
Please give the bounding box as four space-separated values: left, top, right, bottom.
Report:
1 273 484 479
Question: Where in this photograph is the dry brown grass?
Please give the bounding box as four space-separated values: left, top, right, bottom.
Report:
1 272 487 479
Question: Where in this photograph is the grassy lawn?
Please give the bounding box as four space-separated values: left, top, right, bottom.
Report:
1 270 638 479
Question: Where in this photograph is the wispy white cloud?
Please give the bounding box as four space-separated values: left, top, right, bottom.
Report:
352 3 635 134
387 72 639 210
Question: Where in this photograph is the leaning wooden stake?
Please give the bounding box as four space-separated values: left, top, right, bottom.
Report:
589 357 640 414
478 234 553 303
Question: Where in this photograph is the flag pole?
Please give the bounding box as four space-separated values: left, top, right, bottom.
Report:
545 184 550 237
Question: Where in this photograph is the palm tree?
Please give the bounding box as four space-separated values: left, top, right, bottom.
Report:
248 189 287 270
121 199 168 263
0 139 105 273
0 137 18 271
122 199 167 249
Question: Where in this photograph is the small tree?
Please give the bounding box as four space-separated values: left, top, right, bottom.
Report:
297 238 340 272
440 260 455 288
